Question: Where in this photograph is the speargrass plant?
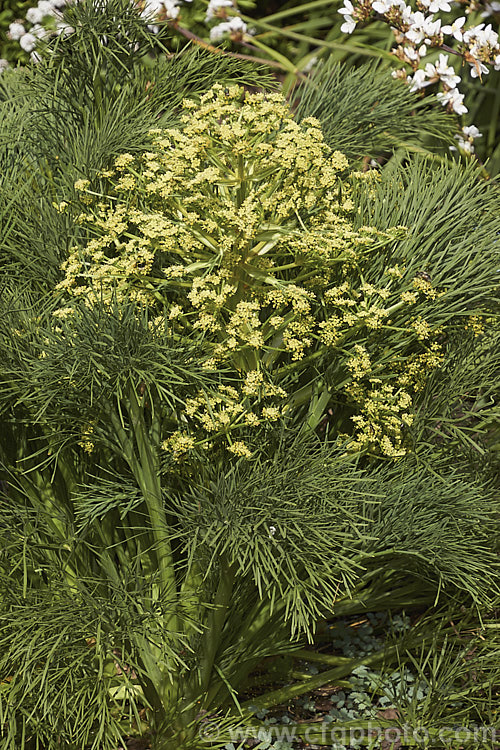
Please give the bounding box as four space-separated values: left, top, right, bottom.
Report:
0 2 498 748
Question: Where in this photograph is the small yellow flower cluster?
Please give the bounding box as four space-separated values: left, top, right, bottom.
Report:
242 371 264 396
180 375 286 444
74 179 90 191
161 432 196 458
185 387 244 433
227 441 253 459
386 265 405 279
52 201 68 213
402 343 445 390
52 306 74 319
320 282 393 338
346 380 414 457
261 406 281 422
57 85 391 328
78 423 95 454
346 344 372 379
466 316 485 337
411 317 432 340
412 276 438 299
400 291 418 305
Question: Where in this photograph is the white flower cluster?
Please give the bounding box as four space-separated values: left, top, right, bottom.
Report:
7 0 73 58
205 0 248 42
139 0 193 25
450 124 482 152
338 0 500 150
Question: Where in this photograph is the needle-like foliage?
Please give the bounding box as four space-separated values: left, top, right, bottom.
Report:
293 60 455 159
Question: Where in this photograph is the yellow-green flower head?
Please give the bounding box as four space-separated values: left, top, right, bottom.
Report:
56 84 450 460
57 84 356 309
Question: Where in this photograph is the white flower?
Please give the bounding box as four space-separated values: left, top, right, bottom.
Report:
210 21 229 40
268 525 277 539
429 0 451 11
434 52 451 72
20 33 37 52
494 54 500 70
9 22 26 40
372 0 393 13
340 15 357 33
441 16 465 41
410 10 426 23
437 88 468 114
463 23 485 44
141 0 164 16
453 128 480 153
37 0 57 14
339 0 357 33
425 54 461 88
462 125 482 139
228 15 247 33
442 72 461 88
206 0 233 22
419 44 427 56
422 16 441 40
481 1 500 16
31 23 49 38
404 46 419 60
163 0 180 19
56 21 74 36
339 0 355 15
401 4 414 23
420 0 450 11
404 13 441 44
478 23 498 46
453 136 474 153
26 6 44 24
469 61 489 78
405 12 426 44
209 15 247 40
0 59 9 74
407 68 431 91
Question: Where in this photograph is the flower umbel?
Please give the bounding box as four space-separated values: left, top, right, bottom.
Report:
56 85 457 459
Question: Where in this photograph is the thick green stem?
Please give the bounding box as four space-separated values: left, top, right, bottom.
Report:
199 559 237 699
126 388 179 636
106 391 184 724
109 388 177 617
